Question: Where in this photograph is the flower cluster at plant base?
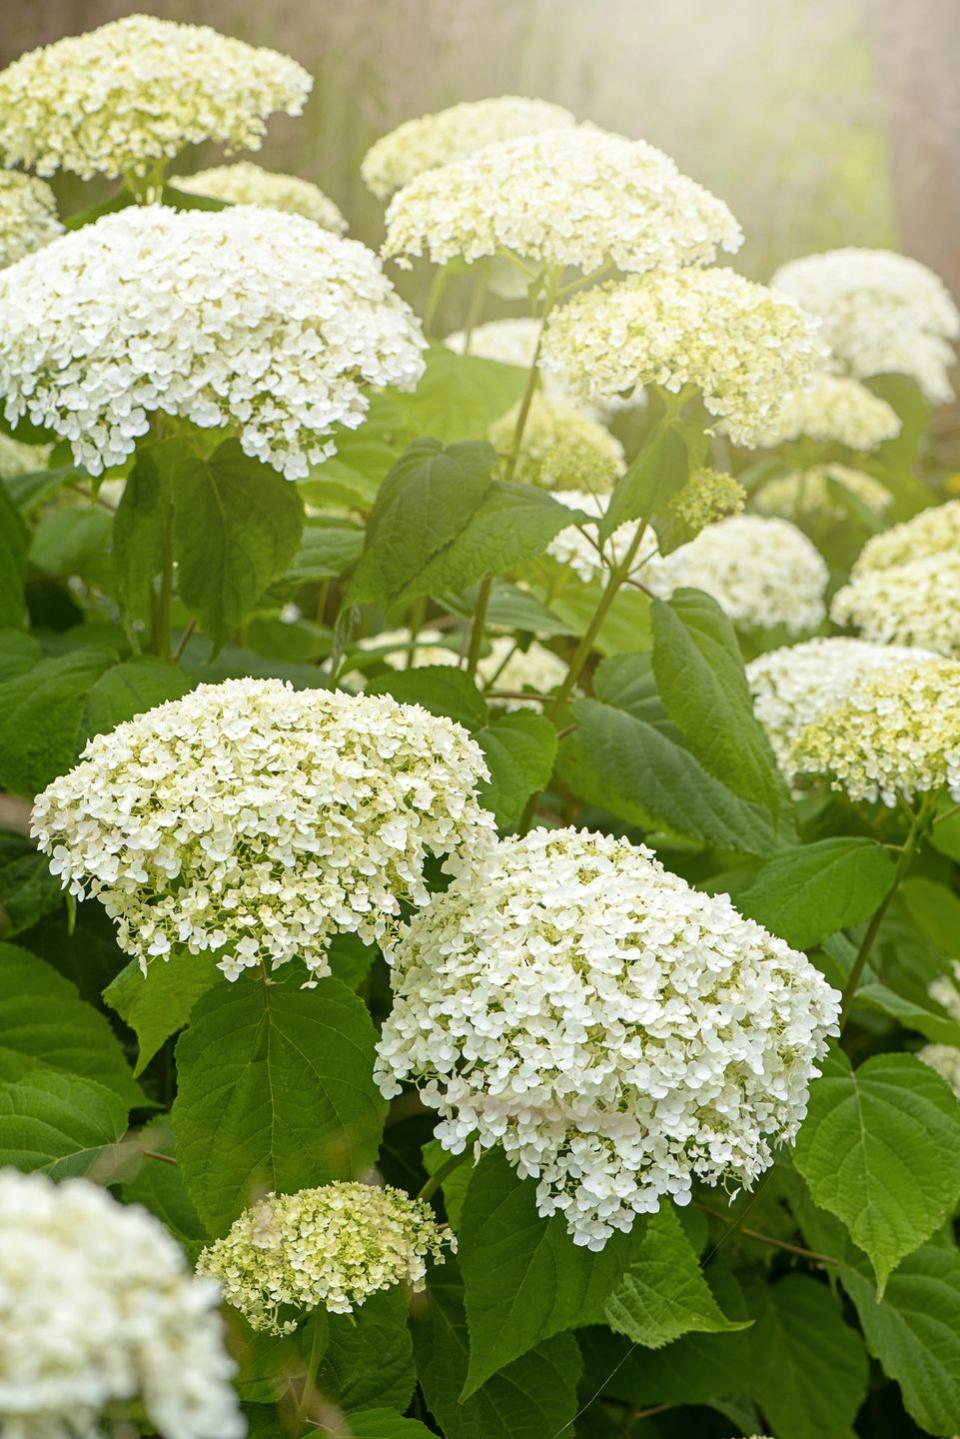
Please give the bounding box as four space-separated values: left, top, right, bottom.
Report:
751 374 901 450
832 552 960 656
753 464 892 523
174 160 347 232
375 827 840 1249
197 1182 454 1335
542 268 823 446
477 637 569 707
645 515 829 635
488 393 625 491
772 247 960 403
747 637 937 776
0 205 425 479
32 678 495 981
546 489 646 584
919 1043 960 1099
849 498 960 576
0 15 311 181
0 1169 241 1439
362 96 575 200
791 658 960 806
382 127 742 274
0 170 61 267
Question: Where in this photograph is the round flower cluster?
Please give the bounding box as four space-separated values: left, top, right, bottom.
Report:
751 374 901 451
0 1169 241 1439
488 393 625 492
666 467 746 539
0 432 50 480
0 170 61 268
31 678 495 981
747 637 937 776
0 204 424 479
542 268 823 447
375 827 840 1249
477 636 569 708
382 127 742 275
772 248 959 404
196 1182 454 1335
646 516 829 635
919 1043 960 1099
791 658 960 806
0 15 311 180
753 464 892 524
547 490 647 584
849 498 960 576
174 160 347 232
832 553 960 656
362 96 575 200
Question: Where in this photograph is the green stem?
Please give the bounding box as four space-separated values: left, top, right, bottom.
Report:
465 575 492 678
461 266 488 354
423 268 449 338
406 594 428 669
417 1144 474 1202
293 1318 327 1432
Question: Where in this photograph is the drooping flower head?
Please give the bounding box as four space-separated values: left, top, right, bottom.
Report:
542 268 823 447
197 1182 454 1335
32 678 495 981
753 464 892 524
362 96 575 200
0 1169 241 1439
849 498 960 577
0 170 61 267
488 393 625 492
174 160 347 232
832 554 960 657
376 828 839 1249
0 205 425 479
0 15 311 180
750 374 901 451
382 127 742 275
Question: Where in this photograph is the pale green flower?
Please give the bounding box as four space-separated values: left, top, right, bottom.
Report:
488 393 624 492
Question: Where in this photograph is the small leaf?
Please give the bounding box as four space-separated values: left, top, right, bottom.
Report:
733 838 897 949
599 421 690 541
103 950 221 1077
366 665 489 732
0 1066 127 1178
475 711 557 829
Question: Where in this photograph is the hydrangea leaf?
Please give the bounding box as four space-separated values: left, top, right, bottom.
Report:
103 949 221 1077
0 478 27 627
283 519 364 585
598 419 690 541
0 1065 128 1178
0 829 64 937
335 1411 435 1439
315 1287 416 1415
122 1120 206 1250
112 444 176 620
474 711 557 829
732 837 897 950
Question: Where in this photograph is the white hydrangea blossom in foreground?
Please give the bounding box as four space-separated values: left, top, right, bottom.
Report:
197 1182 454 1335
32 678 494 980
488 393 625 491
175 160 347 232
850 498 960 576
542 269 823 447
747 637 938 776
645 516 829 635
753 464 892 523
792 658 960 806
831 553 960 656
919 1043 960 1098
547 489 648 584
0 205 424 479
477 636 569 708
362 96 575 199
751 374 901 450
772 248 959 403
0 15 311 180
376 828 840 1249
382 127 742 274
0 170 61 267
0 1170 241 1439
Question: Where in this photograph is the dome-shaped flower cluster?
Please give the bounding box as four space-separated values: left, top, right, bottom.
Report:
362 96 575 200
488 393 625 492
791 658 960 806
32 678 495 981
849 498 960 576
382 127 742 275
751 374 901 451
0 15 311 181
666 467 746 539
832 554 960 656
645 515 829 635
919 1043 960 1098
375 827 840 1249
0 204 424 479
547 489 647 584
771 248 959 404
753 464 892 523
0 1169 241 1439
542 268 823 447
0 170 61 268
477 636 569 708
196 1182 454 1335
174 160 347 232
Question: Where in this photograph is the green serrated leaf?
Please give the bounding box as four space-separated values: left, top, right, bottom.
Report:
733 838 897 950
104 950 221 1077
317 1287 416 1415
0 1066 128 1178
366 665 489 731
113 445 175 619
284 520 364 586
0 480 27 628
0 830 64 937
475 711 557 829
599 421 690 541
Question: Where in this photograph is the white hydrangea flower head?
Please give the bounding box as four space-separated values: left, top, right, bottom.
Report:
0 431 51 480
791 658 960 806
542 269 824 447
362 96 575 200
0 205 425 479
0 1169 241 1439
832 553 960 656
382 127 742 275
747 637 938 775
751 374 901 451
488 393 625 492
919 1043 960 1098
477 636 569 709
31 677 495 981
771 248 959 403
0 170 61 267
376 827 840 1249
850 498 960 577
645 516 829 636
0 15 311 181
753 464 893 524
174 161 347 232
547 489 647 584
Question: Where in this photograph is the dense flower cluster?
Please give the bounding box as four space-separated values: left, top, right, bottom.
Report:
488 393 625 491
0 432 50 480
362 96 575 199
0 170 61 267
919 1043 960 1099
376 828 839 1248
477 636 569 707
791 658 960 805
646 516 828 635
0 205 424 479
849 498 960 576
667 467 746 538
0 1170 241 1439
382 127 742 274
772 248 959 403
547 489 647 583
753 464 892 523
831 553 960 656
196 1182 453 1335
32 678 494 980
542 269 823 446
0 15 311 180
751 374 901 450
175 160 347 232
